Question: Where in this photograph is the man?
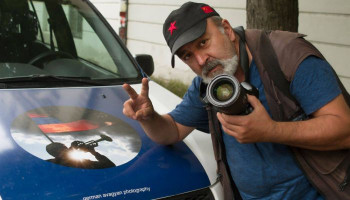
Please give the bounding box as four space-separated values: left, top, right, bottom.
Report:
46 140 115 169
123 2 350 199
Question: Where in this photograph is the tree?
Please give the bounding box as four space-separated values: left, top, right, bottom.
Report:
246 0 299 32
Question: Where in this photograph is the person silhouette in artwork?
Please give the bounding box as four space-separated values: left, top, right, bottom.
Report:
46 134 115 169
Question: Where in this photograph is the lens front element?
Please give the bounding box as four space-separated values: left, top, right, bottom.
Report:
214 82 234 102
206 74 247 115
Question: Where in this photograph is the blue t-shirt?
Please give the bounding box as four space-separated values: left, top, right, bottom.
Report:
169 56 341 199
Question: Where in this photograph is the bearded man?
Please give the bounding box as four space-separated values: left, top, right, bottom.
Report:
123 2 350 199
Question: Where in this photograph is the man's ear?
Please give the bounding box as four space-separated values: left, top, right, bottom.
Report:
222 19 235 42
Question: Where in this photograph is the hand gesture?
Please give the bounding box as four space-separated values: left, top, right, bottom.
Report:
123 78 154 121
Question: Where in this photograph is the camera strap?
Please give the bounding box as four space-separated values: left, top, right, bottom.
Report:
233 26 250 82
206 102 242 200
198 80 242 200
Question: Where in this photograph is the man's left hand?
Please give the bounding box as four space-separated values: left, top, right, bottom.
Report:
217 95 276 143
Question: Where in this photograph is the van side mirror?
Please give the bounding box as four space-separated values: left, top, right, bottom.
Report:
135 54 154 76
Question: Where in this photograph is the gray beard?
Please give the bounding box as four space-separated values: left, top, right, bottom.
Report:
201 54 239 84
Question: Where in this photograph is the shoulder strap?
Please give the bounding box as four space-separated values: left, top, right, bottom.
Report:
245 29 307 120
199 80 242 200
256 30 350 109
206 104 242 200
257 31 298 103
234 27 298 104
233 26 250 82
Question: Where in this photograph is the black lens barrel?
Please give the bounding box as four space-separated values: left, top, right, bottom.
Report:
206 74 249 115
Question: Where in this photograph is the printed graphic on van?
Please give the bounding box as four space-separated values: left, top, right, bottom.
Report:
11 106 141 169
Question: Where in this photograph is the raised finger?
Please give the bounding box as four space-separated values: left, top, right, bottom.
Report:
123 83 139 100
140 78 149 97
123 100 136 119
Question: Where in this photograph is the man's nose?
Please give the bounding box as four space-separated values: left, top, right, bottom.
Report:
194 52 208 67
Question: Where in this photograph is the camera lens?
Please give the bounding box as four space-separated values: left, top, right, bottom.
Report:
213 82 234 102
206 74 248 115
206 74 240 107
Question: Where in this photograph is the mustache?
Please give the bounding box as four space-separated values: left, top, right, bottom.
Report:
202 59 224 75
200 55 238 84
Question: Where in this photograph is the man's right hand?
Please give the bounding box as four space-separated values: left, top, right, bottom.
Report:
123 78 155 121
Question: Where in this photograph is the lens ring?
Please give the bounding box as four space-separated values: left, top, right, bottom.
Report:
206 74 240 107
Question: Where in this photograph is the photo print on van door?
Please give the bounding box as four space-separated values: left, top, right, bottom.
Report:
11 106 142 169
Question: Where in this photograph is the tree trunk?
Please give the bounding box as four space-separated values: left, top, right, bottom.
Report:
246 0 299 32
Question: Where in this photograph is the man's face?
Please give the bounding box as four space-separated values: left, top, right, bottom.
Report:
176 18 238 83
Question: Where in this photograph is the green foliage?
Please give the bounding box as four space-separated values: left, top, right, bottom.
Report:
151 76 189 98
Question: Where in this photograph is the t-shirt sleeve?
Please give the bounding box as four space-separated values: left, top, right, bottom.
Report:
290 56 341 115
169 76 210 133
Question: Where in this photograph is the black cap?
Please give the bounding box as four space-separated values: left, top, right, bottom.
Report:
163 2 219 67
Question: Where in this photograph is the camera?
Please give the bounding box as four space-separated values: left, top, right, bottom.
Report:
204 74 259 115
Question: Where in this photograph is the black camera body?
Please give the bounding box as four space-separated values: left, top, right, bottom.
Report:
203 74 259 115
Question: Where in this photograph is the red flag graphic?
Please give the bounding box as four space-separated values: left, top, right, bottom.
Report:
38 120 99 133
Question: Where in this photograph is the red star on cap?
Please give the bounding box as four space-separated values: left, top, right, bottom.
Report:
201 6 214 13
168 21 177 35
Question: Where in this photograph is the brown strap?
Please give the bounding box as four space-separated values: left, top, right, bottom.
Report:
257 31 298 103
245 29 301 120
206 105 242 200
233 26 250 82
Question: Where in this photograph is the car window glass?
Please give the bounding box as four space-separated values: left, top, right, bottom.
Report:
0 0 140 84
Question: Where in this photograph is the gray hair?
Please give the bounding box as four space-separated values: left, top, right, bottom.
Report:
210 16 225 34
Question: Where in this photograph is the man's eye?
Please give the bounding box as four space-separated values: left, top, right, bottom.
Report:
183 53 191 61
199 40 207 46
